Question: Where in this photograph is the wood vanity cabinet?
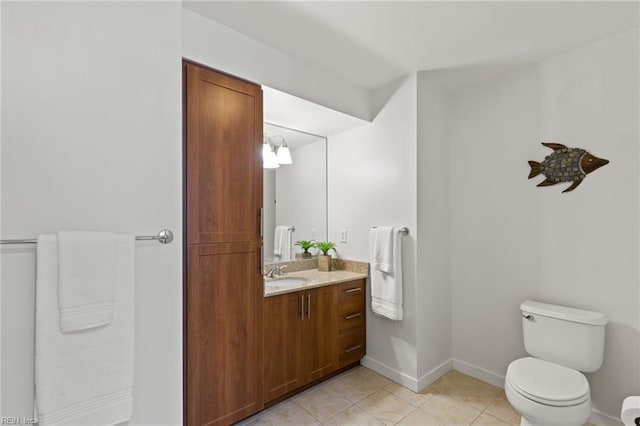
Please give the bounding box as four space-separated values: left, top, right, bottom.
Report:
263 285 337 401
184 62 264 426
263 279 366 403
336 279 367 367
263 291 305 401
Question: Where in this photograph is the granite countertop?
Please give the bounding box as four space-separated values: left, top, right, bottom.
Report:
264 269 369 297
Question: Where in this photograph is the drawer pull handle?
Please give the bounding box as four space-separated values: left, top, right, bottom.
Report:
345 288 361 293
345 313 362 320
345 344 363 353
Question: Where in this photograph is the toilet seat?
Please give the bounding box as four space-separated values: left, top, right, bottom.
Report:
506 357 589 407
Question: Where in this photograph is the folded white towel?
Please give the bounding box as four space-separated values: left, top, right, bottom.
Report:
373 226 394 273
36 234 134 426
370 227 403 320
274 226 293 261
58 231 116 332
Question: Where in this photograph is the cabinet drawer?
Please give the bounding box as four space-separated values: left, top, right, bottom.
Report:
337 329 366 368
337 297 365 335
337 279 365 302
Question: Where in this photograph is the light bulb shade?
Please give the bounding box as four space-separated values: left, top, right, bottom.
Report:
263 143 279 169
276 145 292 164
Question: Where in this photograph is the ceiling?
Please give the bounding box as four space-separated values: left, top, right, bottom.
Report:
264 122 324 151
184 1 639 92
263 86 367 137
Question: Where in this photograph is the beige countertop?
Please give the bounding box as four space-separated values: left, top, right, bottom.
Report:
264 269 369 297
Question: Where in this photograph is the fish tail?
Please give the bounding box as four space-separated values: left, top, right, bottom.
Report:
528 161 543 179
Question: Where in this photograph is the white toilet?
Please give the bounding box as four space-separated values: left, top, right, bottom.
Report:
505 300 608 426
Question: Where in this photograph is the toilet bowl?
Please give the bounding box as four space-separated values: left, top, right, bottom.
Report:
506 300 608 426
505 357 591 426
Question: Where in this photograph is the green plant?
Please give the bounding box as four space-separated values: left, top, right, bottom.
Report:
314 241 336 256
295 240 314 253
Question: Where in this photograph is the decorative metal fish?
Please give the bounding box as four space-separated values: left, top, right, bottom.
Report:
528 143 609 193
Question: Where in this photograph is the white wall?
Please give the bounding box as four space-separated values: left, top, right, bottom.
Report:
0 0 3 415
449 29 639 420
415 74 452 386
327 75 419 385
276 139 327 253
1 2 183 424
263 169 277 260
182 8 372 122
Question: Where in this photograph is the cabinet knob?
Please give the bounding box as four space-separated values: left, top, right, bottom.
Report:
345 312 362 320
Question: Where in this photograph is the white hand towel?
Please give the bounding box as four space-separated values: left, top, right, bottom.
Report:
273 226 292 261
36 234 134 426
370 227 403 320
373 226 394 273
58 231 116 332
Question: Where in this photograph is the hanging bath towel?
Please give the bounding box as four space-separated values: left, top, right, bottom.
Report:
273 225 293 261
369 227 403 320
35 233 135 425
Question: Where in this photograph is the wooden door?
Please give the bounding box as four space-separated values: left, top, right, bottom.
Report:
263 292 304 402
184 62 263 426
303 286 338 382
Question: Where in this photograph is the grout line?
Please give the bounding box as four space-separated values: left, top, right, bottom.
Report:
392 406 418 425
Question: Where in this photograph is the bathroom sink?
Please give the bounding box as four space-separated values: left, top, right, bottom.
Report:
265 276 307 289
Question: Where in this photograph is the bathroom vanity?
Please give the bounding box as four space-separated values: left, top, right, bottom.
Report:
263 271 367 404
183 61 366 425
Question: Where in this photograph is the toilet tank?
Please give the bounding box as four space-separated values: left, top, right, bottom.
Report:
521 300 607 373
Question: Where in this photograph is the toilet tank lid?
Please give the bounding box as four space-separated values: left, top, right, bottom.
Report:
521 300 608 326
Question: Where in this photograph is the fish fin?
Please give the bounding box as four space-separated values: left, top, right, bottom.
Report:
536 178 558 187
562 179 583 193
528 161 543 179
542 142 567 151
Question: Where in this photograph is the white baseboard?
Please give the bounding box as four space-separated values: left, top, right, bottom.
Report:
361 356 421 392
417 359 453 392
451 358 505 388
361 356 452 393
589 408 623 426
450 358 623 426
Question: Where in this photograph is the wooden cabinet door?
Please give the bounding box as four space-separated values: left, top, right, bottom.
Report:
184 62 264 426
185 63 263 245
303 285 338 382
186 243 263 426
263 292 304 402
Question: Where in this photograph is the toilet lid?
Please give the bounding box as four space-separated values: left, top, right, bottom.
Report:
506 357 589 407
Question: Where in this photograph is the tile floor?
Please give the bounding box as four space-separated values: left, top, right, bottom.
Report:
239 366 596 426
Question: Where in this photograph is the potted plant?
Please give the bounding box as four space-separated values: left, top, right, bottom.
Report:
314 241 336 271
295 240 314 259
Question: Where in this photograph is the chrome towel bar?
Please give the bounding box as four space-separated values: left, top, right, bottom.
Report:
371 226 409 236
0 229 174 245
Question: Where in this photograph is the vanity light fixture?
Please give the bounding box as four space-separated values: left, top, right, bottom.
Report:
262 134 293 168
272 135 293 165
263 135 280 169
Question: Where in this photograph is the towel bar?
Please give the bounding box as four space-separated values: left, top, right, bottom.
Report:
0 229 174 245
371 226 409 236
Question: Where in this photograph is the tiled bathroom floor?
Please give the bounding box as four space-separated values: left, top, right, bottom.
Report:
239 366 596 426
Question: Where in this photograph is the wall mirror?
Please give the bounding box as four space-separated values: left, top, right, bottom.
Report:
263 122 327 263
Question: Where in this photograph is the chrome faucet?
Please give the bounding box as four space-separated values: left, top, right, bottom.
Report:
265 265 287 278
265 267 277 278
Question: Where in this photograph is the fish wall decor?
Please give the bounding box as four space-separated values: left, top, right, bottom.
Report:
528 143 609 193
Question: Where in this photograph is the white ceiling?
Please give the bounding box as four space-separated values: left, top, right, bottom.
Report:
184 1 639 92
264 122 323 151
263 86 367 137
